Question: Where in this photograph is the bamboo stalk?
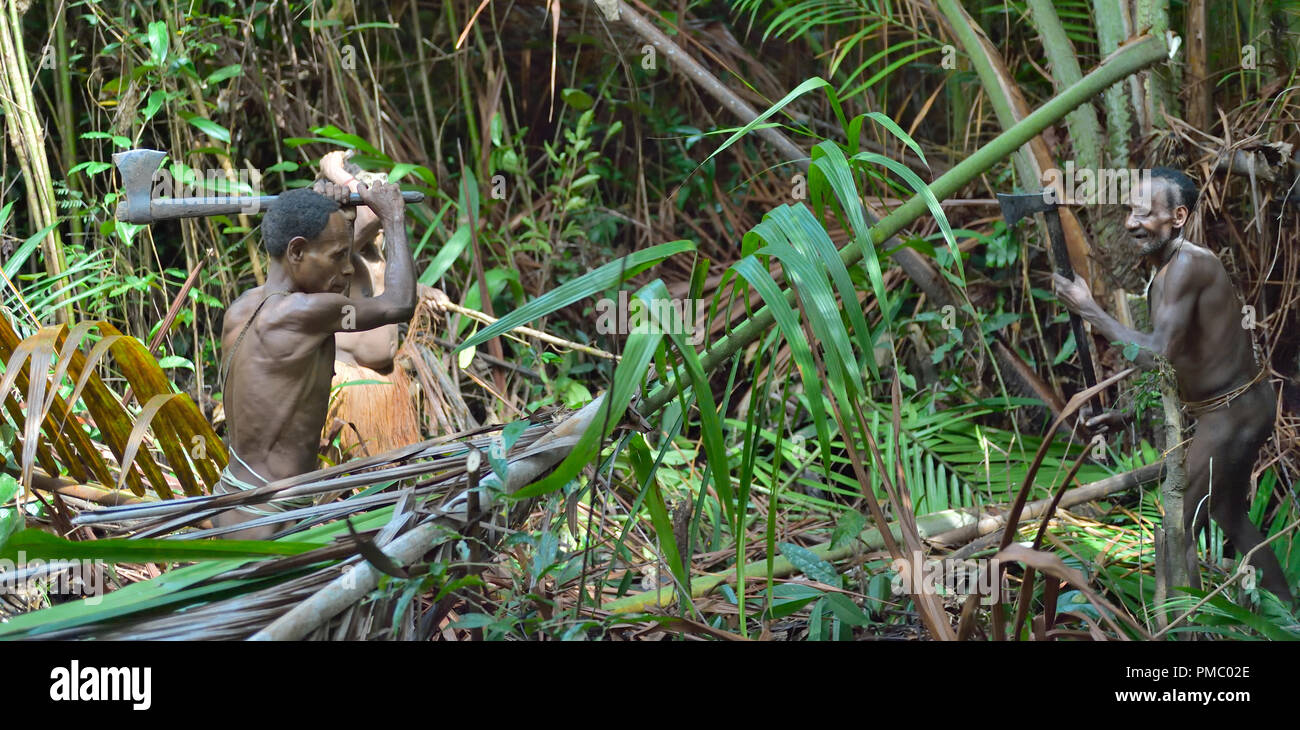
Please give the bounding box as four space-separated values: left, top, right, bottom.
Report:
52 2 80 241
641 34 1170 416
0 0 69 321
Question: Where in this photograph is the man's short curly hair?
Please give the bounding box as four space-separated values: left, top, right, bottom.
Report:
262 188 340 257
1150 167 1199 223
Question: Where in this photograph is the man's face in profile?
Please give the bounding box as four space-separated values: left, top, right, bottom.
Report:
1125 178 1181 257
290 208 356 294
349 237 387 297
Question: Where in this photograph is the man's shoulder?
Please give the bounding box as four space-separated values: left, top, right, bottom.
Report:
263 290 349 322
1167 241 1225 287
225 288 326 338
255 291 360 346
223 288 262 333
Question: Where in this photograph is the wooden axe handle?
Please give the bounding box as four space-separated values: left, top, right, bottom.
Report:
1042 207 1102 412
117 191 425 224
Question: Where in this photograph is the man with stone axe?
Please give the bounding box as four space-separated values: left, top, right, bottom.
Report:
1050 168 1290 603
114 149 421 539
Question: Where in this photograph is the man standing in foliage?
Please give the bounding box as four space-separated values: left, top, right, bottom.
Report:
215 177 416 540
1053 167 1291 603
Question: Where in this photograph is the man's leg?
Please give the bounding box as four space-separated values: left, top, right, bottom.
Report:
1194 392 1293 602
213 481 284 541
1208 473 1292 601
1210 437 1292 600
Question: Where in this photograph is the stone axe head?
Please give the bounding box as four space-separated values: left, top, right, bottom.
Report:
113 149 168 224
996 189 1099 398
995 188 1059 227
997 188 1075 280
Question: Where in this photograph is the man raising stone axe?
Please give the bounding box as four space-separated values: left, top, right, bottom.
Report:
113 148 424 539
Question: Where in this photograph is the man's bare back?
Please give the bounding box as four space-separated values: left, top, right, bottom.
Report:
215 179 416 540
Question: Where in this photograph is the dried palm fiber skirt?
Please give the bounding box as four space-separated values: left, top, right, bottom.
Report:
327 360 423 457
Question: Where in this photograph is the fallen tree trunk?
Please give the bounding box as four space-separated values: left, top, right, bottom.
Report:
248 396 609 641
603 462 1163 614
639 32 1170 416
926 461 1164 547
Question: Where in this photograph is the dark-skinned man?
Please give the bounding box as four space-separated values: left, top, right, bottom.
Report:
215 178 415 540
319 150 422 457
1053 167 1291 603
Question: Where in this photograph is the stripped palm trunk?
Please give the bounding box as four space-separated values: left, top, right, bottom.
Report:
328 360 423 458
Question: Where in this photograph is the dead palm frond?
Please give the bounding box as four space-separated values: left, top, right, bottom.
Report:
0 314 224 502
75 407 573 539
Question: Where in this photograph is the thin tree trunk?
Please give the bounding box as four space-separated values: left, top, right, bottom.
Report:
1134 0 1175 133
1154 383 1190 631
0 0 69 321
1184 0 1210 132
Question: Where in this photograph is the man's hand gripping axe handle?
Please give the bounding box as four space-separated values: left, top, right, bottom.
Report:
113 149 424 224
997 190 1101 413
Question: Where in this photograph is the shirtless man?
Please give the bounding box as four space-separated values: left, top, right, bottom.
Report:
321 151 400 375
319 151 421 456
215 177 415 539
1054 167 1291 602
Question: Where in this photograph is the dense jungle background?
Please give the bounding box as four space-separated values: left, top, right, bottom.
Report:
0 0 1298 640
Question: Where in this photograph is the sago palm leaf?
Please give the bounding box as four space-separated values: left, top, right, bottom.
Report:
0 313 224 502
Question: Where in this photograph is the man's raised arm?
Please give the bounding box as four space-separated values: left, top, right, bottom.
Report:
321 151 383 253
291 180 417 335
